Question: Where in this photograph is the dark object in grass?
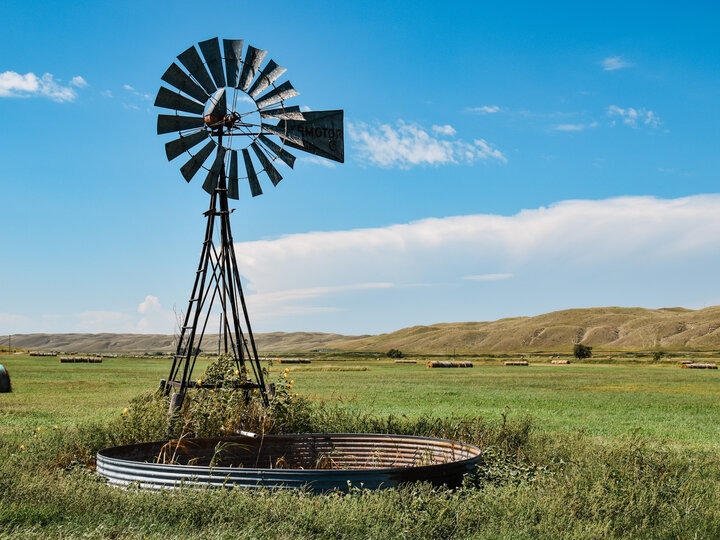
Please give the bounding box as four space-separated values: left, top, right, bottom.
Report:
0 364 10 392
504 361 529 366
97 433 482 492
573 343 593 360
394 359 417 364
276 358 311 364
681 363 718 369
427 361 473 368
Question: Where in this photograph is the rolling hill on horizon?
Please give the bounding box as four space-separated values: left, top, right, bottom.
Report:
7 305 720 354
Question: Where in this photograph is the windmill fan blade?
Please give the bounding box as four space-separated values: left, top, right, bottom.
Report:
198 37 226 89
177 45 216 95
247 60 287 99
260 106 305 121
258 134 296 168
202 147 227 194
157 114 205 135
251 142 283 186
272 110 344 163
165 131 209 161
263 123 302 145
255 81 299 109
180 140 216 182
238 45 267 91
242 148 262 197
228 150 239 199
161 63 209 103
206 88 227 118
154 87 205 115
223 39 243 88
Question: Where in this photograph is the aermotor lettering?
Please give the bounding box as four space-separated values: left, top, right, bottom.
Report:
289 125 343 140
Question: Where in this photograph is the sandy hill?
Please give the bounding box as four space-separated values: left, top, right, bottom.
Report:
8 331 361 355
8 306 720 354
332 306 720 353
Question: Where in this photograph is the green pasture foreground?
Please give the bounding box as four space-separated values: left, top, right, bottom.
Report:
1 354 718 448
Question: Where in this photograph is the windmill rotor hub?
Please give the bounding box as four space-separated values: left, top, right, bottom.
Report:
203 112 236 129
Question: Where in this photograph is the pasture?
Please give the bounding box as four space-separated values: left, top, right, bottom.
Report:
2 353 720 538
1 354 719 448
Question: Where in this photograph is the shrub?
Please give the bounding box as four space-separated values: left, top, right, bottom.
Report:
387 349 404 359
573 343 592 360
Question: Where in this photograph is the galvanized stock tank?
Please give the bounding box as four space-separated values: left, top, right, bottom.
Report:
97 433 481 492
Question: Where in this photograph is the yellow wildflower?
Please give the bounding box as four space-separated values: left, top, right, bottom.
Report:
234 370 240 376
33 434 37 439
197 379 202 387
210 389 215 394
20 445 25 451
36 427 42 432
122 408 129 416
53 425 59 430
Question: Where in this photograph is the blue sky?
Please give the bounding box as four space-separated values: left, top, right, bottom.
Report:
1 0 719 335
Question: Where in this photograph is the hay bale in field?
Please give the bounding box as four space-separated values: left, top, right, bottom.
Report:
426 361 473 368
30 351 57 357
394 359 417 364
0 365 11 393
681 363 718 369
59 356 102 364
504 361 529 366
277 358 311 364
551 359 570 364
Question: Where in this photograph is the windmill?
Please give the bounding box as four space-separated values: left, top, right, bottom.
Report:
154 37 343 410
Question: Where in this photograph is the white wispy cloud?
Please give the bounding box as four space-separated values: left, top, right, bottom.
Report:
554 122 599 132
299 156 337 168
466 105 500 114
0 71 80 102
123 84 151 101
601 56 632 71
463 273 513 281
608 105 661 128
248 283 393 319
432 124 456 136
70 76 88 88
348 121 506 168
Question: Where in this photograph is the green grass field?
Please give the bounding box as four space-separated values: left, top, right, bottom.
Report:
2 354 719 448
2 353 720 538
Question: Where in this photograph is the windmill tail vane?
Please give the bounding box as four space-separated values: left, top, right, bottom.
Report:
154 37 344 410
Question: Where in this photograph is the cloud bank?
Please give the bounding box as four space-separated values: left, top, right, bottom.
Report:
231 195 720 328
